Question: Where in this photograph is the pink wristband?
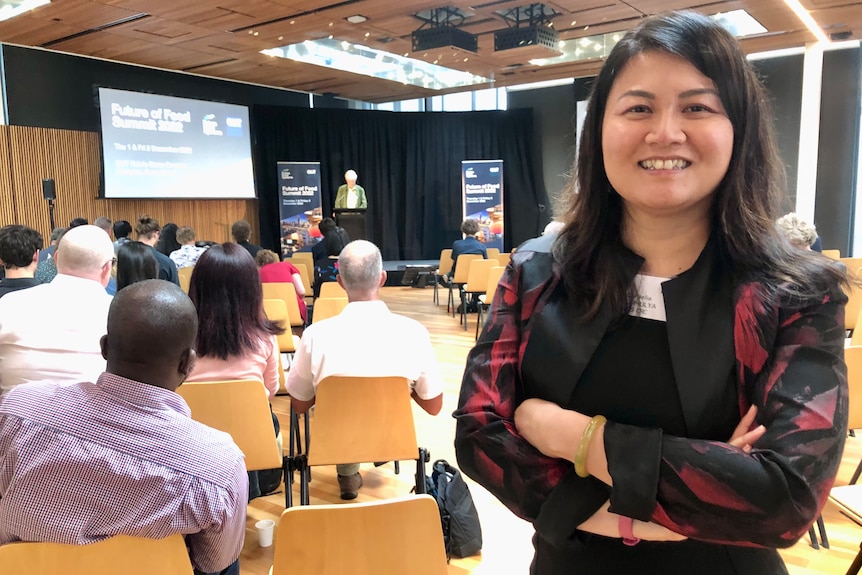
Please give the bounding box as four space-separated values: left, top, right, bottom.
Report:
619 516 640 546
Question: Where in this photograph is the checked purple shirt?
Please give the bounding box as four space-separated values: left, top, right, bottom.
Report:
0 374 248 573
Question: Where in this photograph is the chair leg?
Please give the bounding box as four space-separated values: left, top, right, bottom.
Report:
849 542 862 575
475 305 483 340
460 289 467 329
283 456 292 508
808 525 820 549
414 447 430 495
817 515 829 549
433 275 439 305
852 459 862 485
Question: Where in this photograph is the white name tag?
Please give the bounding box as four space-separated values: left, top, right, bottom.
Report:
629 274 669 322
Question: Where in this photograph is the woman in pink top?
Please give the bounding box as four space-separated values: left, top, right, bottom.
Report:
255 249 307 322
186 243 284 399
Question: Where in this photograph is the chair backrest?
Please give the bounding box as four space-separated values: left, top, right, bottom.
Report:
452 253 483 284
177 380 281 471
263 298 296 353
845 276 862 331
0 534 194 575
312 297 348 323
291 252 314 272
271 495 448 575
308 375 418 466
846 346 862 430
318 281 348 299
486 247 500 260
262 282 304 327
822 249 841 259
463 258 498 293
496 252 511 268
294 262 313 297
485 266 506 300
177 266 193 294
437 248 453 275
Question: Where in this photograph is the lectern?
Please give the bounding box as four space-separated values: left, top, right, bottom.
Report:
334 208 367 242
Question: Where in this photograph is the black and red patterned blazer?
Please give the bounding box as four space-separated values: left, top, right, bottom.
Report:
454 234 848 548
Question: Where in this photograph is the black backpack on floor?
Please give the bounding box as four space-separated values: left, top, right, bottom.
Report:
426 459 483 559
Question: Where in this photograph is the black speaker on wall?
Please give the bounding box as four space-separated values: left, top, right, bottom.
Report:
42 178 56 201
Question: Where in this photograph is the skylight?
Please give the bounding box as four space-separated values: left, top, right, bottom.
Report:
262 39 491 91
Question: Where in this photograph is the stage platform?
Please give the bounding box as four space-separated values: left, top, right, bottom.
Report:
383 260 439 287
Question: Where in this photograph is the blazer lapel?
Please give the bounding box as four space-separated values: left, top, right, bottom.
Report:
661 240 736 438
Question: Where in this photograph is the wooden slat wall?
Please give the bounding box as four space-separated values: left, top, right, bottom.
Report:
0 125 260 244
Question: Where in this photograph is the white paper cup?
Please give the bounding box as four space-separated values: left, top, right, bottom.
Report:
255 519 275 547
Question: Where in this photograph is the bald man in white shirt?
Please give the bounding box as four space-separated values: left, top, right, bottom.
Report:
0 225 114 395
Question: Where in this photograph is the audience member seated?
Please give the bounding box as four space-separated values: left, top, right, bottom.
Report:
256 249 307 322
93 216 112 238
231 219 262 258
38 226 65 263
34 227 67 283
0 225 113 395
170 226 207 269
135 215 180 285
156 222 181 257
287 240 444 500
186 243 286 500
0 225 42 298
113 220 132 253
116 241 159 292
449 218 487 279
0 280 246 575
312 218 349 297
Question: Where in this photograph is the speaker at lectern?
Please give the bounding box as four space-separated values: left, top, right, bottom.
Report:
333 208 367 242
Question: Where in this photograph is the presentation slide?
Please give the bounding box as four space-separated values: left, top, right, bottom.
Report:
99 87 256 199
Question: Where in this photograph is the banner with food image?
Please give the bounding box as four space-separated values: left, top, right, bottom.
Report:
277 161 322 258
461 160 504 252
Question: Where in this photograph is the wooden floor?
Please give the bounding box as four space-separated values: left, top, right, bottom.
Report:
241 285 862 575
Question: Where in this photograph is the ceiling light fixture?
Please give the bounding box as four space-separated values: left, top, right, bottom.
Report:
346 14 368 24
781 0 829 43
412 6 478 53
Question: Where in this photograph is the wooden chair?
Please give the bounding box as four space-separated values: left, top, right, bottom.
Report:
459 258 498 331
318 281 348 299
311 297 348 323
271 495 447 575
177 266 193 294
0 534 194 574
845 276 862 333
823 249 841 259
293 262 314 304
433 248 453 306
447 253 483 317
291 252 314 274
263 298 298 394
176 379 292 507
262 282 305 328
496 252 511 268
828 485 862 574
486 247 500 261
291 376 429 506
476 266 506 340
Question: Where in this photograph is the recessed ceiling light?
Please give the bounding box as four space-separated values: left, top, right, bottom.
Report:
346 14 368 24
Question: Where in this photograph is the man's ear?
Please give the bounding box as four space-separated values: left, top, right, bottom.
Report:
100 334 109 361
31 250 39 264
178 348 197 381
379 270 387 288
336 275 345 290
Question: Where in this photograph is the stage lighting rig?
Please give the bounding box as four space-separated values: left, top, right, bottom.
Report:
412 6 478 53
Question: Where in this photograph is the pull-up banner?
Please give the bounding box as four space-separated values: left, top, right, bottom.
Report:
277 161 322 259
461 160 504 252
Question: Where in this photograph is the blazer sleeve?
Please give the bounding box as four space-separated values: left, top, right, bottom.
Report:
454 254 571 522
606 284 848 547
358 186 368 208
334 185 346 209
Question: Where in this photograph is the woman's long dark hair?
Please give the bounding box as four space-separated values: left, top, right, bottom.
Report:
553 11 847 320
155 223 181 256
116 241 158 291
189 242 284 359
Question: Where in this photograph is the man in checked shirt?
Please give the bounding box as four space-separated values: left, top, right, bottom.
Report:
0 280 246 575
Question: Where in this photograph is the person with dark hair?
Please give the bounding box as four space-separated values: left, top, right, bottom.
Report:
256 249 307 322
448 219 487 279
155 223 181 257
186 243 286 500
116 241 159 292
455 12 849 574
135 215 179 285
0 280 246 575
312 217 350 297
112 220 132 253
0 225 43 298
230 220 261 258
69 217 88 228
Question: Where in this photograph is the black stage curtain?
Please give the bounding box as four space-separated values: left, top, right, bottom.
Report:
252 106 546 260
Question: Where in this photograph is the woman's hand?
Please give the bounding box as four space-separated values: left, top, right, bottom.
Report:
728 405 766 452
579 501 688 542
514 398 580 460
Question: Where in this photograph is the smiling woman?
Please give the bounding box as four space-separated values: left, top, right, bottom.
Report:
455 10 852 575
